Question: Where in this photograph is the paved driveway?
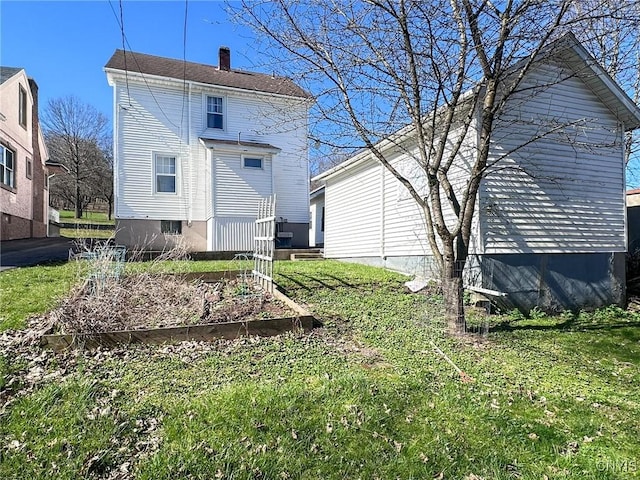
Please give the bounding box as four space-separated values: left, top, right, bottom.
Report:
0 237 74 272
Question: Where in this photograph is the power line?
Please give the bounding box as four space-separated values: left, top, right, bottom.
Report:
180 0 189 143
106 0 179 130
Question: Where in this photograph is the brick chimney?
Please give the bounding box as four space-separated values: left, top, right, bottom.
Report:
28 78 46 236
219 46 230 71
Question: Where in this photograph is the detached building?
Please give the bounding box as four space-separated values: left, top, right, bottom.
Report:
314 34 640 313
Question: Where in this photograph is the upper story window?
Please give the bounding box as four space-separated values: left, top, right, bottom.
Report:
1 145 16 189
154 154 177 193
19 85 27 128
206 96 224 129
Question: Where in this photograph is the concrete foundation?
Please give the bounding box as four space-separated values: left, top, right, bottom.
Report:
480 252 625 313
115 219 207 251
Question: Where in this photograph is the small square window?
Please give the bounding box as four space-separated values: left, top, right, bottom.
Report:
243 157 263 169
161 220 182 234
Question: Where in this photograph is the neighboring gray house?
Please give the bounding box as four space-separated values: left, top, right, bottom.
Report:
105 47 312 252
313 34 640 313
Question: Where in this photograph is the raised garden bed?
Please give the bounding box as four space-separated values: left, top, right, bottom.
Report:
40 271 314 351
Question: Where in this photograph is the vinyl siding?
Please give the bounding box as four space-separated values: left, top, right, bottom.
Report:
383 155 429 257
198 91 309 223
324 123 480 261
481 61 625 254
115 82 206 220
213 153 273 216
324 161 382 258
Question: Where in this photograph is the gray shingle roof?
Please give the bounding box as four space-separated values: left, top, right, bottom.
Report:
104 49 312 99
0 66 23 85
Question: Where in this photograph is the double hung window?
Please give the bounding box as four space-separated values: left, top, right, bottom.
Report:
155 155 176 193
1 145 16 188
206 96 223 129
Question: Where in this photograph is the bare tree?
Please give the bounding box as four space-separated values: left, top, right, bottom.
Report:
89 135 115 220
569 0 640 184
42 96 110 218
236 0 640 331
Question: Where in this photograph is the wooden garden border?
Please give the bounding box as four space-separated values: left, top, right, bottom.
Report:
40 271 315 351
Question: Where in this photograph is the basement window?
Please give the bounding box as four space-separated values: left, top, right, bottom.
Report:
161 220 182 235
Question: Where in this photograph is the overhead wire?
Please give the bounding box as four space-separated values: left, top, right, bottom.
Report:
106 0 180 130
180 0 189 142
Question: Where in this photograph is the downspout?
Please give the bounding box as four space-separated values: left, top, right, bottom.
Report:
113 82 119 222
622 121 628 254
380 163 386 260
187 81 193 227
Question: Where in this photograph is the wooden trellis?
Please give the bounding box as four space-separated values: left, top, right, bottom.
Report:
253 195 276 292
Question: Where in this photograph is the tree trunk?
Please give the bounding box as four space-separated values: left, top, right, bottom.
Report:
107 199 113 221
75 182 82 219
442 262 465 335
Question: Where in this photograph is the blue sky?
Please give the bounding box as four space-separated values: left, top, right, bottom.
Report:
1 1 257 123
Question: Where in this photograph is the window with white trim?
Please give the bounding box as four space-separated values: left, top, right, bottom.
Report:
242 156 263 169
154 154 177 193
161 220 182 234
1 145 16 188
206 96 224 129
19 85 27 128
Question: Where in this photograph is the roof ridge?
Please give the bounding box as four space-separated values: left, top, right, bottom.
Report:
114 48 286 81
105 49 312 99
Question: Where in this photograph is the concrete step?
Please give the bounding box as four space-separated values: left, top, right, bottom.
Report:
290 252 324 261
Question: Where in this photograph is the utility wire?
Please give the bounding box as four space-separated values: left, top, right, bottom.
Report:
107 0 179 130
118 0 131 105
180 0 189 143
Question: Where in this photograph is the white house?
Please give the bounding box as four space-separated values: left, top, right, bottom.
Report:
105 47 312 252
313 34 640 312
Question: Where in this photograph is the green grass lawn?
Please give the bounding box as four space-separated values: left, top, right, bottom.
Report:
0 260 638 479
60 228 116 239
59 210 115 225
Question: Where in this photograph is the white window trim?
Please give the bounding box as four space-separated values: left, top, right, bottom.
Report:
204 94 226 131
153 153 179 195
19 85 28 129
0 144 16 189
242 155 265 170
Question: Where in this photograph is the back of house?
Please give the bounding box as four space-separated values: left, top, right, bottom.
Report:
105 47 312 253
314 34 640 313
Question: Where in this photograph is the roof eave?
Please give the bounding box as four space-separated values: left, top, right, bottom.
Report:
104 66 313 102
561 34 640 131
